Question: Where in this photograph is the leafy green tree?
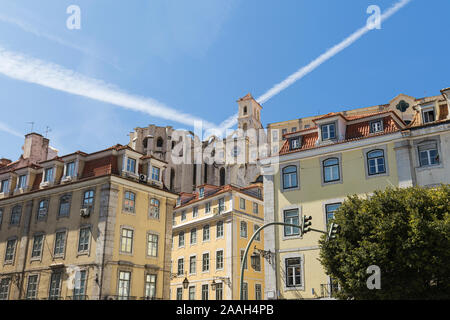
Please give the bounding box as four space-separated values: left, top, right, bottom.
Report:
319 185 450 300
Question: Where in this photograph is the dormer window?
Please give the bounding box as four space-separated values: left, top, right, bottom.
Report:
126 158 136 174
199 187 205 199
370 120 383 133
290 137 301 150
282 129 288 140
65 161 76 178
422 107 435 124
44 167 54 183
176 197 181 207
321 123 336 141
151 166 160 181
17 175 27 189
0 179 9 193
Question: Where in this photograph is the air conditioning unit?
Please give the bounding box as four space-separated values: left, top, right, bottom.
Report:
80 208 91 217
139 174 147 183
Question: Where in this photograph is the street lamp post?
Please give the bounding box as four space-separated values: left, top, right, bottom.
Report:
239 221 328 300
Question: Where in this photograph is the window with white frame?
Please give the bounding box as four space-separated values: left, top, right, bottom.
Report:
203 225 210 241
290 137 301 150
216 221 224 238
149 198 160 219
65 161 76 178
286 257 302 287
422 107 435 124
193 206 198 218
190 256 196 274
147 233 158 257
0 179 9 193
5 239 16 263
240 221 247 238
418 141 440 167
126 158 136 173
82 190 95 209
201 284 208 300
367 150 386 175
190 228 197 245
325 203 341 227
73 270 87 300
178 231 185 247
48 272 62 300
253 202 258 214
44 167 54 182
199 187 204 199
177 258 184 276
216 250 224 270
255 284 262 300
240 250 247 270
54 231 66 257
0 278 10 300
254 225 261 241
321 123 336 141
181 210 186 221
78 227 90 253
239 198 245 210
205 202 211 213
370 120 383 133
145 274 157 300
118 271 131 300
218 198 225 213
18 174 27 189
189 286 195 300
123 191 136 213
215 283 223 300
242 282 248 300
31 234 44 259
284 209 300 236
282 166 298 190
323 158 340 183
37 199 48 221
176 287 183 300
58 194 71 217
120 228 134 254
26 275 38 300
202 253 209 272
10 205 21 225
151 166 160 181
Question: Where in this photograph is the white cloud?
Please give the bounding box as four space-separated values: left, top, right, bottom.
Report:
0 45 219 131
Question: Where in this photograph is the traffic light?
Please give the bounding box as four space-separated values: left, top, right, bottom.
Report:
327 223 339 241
302 215 312 235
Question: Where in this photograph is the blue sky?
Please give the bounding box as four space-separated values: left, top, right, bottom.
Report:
0 0 449 161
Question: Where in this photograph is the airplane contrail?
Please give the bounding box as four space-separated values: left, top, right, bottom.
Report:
0 46 218 130
219 0 413 131
0 121 23 138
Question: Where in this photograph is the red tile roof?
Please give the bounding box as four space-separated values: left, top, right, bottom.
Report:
279 115 402 155
81 155 118 179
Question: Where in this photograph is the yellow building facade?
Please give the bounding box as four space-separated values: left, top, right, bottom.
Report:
170 184 264 300
261 90 450 299
0 134 177 300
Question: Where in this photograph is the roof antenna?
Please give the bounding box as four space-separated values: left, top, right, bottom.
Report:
45 126 52 138
26 121 35 133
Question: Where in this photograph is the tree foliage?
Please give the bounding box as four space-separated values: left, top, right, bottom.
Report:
319 185 450 300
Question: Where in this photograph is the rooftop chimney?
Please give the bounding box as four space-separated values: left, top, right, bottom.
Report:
21 133 57 163
0 158 12 168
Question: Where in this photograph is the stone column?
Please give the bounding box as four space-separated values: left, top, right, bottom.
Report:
162 198 176 300
94 182 119 299
262 165 278 300
394 140 416 188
